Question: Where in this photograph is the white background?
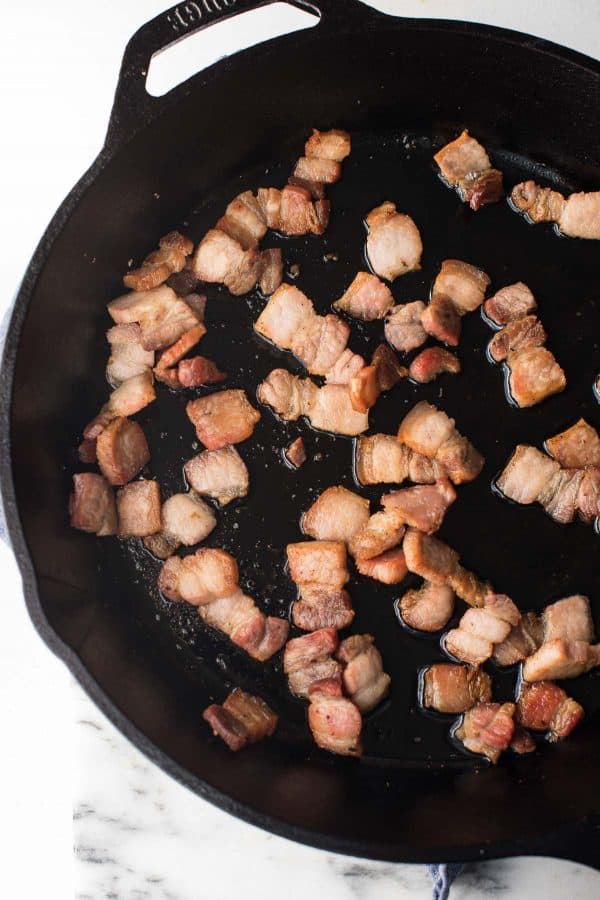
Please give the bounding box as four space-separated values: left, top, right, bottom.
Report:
1 2 599 898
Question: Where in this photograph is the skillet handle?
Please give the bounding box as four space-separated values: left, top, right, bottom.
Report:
104 0 374 151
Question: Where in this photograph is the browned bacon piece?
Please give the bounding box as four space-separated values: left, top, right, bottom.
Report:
434 130 503 210
523 639 600 682
384 301 427 353
203 688 278 751
355 434 409 485
355 547 408 584
512 182 600 239
184 445 249 506
283 627 341 698
287 541 349 590
192 229 244 282
153 323 206 376
308 678 362 757
422 664 492 714
543 595 594 644
96 417 150 486
77 438 98 464
284 436 307 469
336 634 390 713
371 343 407 390
382 479 456 534
493 612 542 666
511 180 566 224
186 389 260 450
487 316 547 363
278 184 330 236
577 467 600 524
447 565 492 609
397 401 484 485
506 346 566 408
538 468 584 524
409 347 461 384
483 282 537 326
192 227 283 295
403 529 459 583
517 681 584 741
117 479 161 537
365 201 423 281
216 191 268 249
496 444 560 504
176 357 227 388
455 702 515 764
421 295 461 346
301 486 370 545
201 594 289 661
123 231 194 291
444 594 521 665
545 418 600 468
325 349 366 385
334 271 394 321
305 128 351 162
143 493 216 559
510 726 537 755
436 434 485 486
108 285 201 351
348 510 406 561
69 473 117 536
292 585 355 632
432 260 491 316
84 372 157 441
106 324 155 388
399 581 455 632
348 365 381 413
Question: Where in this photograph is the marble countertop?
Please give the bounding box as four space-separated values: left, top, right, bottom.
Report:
2 2 600 898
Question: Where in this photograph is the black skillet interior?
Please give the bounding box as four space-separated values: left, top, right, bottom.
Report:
3 0 600 865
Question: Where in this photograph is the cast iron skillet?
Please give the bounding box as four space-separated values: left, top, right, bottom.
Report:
2 0 600 866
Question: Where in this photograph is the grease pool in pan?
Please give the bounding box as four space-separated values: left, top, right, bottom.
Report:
108 128 600 767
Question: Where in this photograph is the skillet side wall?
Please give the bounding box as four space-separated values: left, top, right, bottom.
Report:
5 19 600 861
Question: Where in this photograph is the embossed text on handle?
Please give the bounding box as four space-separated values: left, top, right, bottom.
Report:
167 0 238 33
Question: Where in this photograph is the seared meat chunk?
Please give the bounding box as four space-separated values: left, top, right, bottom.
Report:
434 130 503 210
448 565 492 609
421 295 461 346
365 201 423 281
543 595 594 644
422 664 492 714
158 547 239 604
510 726 537 755
216 191 268 249
184 445 249 506
382 479 456 534
203 688 278 752
487 316 546 363
287 541 349 589
507 346 566 407
69 473 117 536
348 365 381 413
399 581 455 632
292 586 355 632
517 681 584 741
538 468 584 524
305 128 351 161
403 529 459 583
325 349 365 385
455 702 515 764
284 436 307 468
371 343 407 390
432 260 490 315
348 510 406 561
511 180 566 223
445 594 520 665
123 231 193 291
496 445 560 504
512 181 600 239
176 356 227 388
192 229 244 282
355 434 409 485
355 547 408 584
96 417 150 486
397 401 455 458
334 271 394 321
409 347 460 383
186 389 260 449
301 486 370 545
308 678 362 757
483 282 537 326
277 184 330 236
117 479 161 537
545 418 600 468
336 634 390 713
257 369 368 436
200 592 289 660
284 627 341 698
108 285 200 351
523 639 600 682
577 467 600 523
493 612 542 666
143 493 216 558
84 371 157 440
106 324 154 387
384 301 427 353
435 434 485 485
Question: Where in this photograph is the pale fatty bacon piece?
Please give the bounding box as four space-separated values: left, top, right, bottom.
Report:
409 347 461 384
154 323 206 372
577 467 600 524
69 473 117 536
493 612 542 666
455 702 516 764
158 547 239 605
117 480 161 538
355 547 408 585
421 295 461 347
543 595 594 644
403 529 459 583
545 418 600 468
203 688 278 752
445 594 521 665
106 324 154 388
381 479 456 534
301 486 370 545
255 284 314 350
511 180 566 224
123 231 193 291
84 373 157 441
96 417 150 486
558 191 600 239
399 581 455 632
257 187 282 229
325 349 365 385
384 302 428 353
371 343 407 391
144 493 217 559
287 540 349 589
483 282 537 326
284 436 307 469
307 383 369 436
507 346 566 408
307 678 363 757
305 128 351 161
354 434 410 486
284 627 341 698
538 468 584 525
496 444 560 504
108 285 200 351
434 130 503 211
292 585 355 632
292 313 350 376
294 156 341 184
348 509 406 561
523 639 600 682
422 664 492 714
365 201 423 281
517 681 584 741
397 401 455 458
432 260 491 315
334 271 394 321
336 634 391 714
448 565 493 609
186 389 260 450
184 446 249 506
192 229 245 282
256 369 317 421
407 451 445 485
487 315 546 363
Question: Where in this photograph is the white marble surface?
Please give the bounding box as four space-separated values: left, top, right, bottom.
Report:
2 2 600 899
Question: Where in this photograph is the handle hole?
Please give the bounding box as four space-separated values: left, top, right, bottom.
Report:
146 2 319 97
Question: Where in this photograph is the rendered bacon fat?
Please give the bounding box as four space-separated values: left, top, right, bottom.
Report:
186 390 260 449
69 473 117 536
203 688 278 751
434 130 503 210
184 446 249 506
365 202 423 281
336 634 390 713
422 664 492 714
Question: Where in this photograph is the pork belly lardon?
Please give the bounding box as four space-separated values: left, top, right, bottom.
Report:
511 180 600 239
420 259 490 349
336 634 390 713
69 473 117 536
301 486 370 545
184 445 249 506
444 594 521 665
517 682 584 742
159 548 288 661
105 324 154 388
365 201 423 281
483 282 537 327
422 664 492 714
186 389 260 450
123 231 194 292
409 347 460 384
434 130 503 210
354 434 443 487
397 401 484 485
283 627 342 698
203 688 278 752
334 271 394 321
308 678 363 757
399 581 455 632
117 480 162 537
143 492 216 559
382 479 456 534
455 702 516 764
287 541 354 631
384 301 427 353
